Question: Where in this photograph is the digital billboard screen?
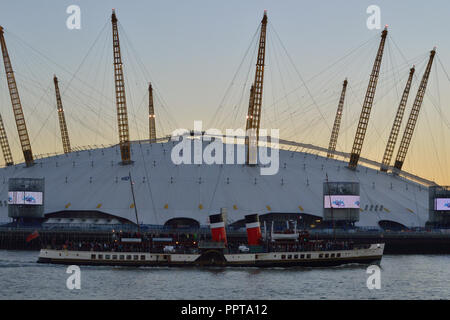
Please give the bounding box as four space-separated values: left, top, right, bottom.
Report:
434 198 450 211
8 191 43 205
324 195 360 209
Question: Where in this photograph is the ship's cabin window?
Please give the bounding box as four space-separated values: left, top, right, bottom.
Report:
112 255 117 260
105 255 111 260
133 255 139 260
300 254 305 259
319 254 323 258
119 255 124 260
306 254 311 259
325 254 329 258
337 253 341 258
91 254 96 259
331 253 335 258
126 255 132 260
140 255 146 261
281 255 286 259
294 254 298 259
287 255 292 259
98 254 103 259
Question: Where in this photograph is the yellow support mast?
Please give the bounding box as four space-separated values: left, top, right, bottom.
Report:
53 75 71 154
246 11 268 165
327 79 348 159
111 9 132 164
394 49 436 172
0 113 13 166
148 83 156 143
0 26 34 166
380 66 415 172
348 27 388 169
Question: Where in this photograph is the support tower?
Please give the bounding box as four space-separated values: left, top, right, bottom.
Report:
111 10 132 164
380 66 415 172
394 49 436 172
0 113 13 166
246 11 268 165
53 75 71 154
0 26 34 166
148 83 156 143
348 27 388 169
327 79 348 158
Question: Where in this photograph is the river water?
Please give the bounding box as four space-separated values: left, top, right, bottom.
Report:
0 250 448 299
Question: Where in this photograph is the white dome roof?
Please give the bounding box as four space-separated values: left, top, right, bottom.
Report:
0 139 432 228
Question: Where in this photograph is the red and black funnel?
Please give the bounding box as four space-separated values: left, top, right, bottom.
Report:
245 214 262 245
209 213 227 245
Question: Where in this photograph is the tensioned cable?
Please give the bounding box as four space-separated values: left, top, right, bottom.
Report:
208 25 261 129
228 33 259 129
119 22 179 131
264 27 379 112
392 36 450 131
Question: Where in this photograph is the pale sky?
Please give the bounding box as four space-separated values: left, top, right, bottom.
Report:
0 0 450 184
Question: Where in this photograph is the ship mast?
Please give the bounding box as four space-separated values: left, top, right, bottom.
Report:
394 48 436 172
128 171 141 234
327 79 348 159
348 27 388 169
53 75 71 154
0 26 34 166
380 66 415 172
148 83 156 143
0 113 13 166
246 11 268 165
111 9 132 164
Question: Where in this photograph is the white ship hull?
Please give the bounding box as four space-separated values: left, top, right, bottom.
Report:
37 243 384 268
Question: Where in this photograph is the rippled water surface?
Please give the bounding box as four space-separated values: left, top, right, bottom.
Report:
0 250 449 299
